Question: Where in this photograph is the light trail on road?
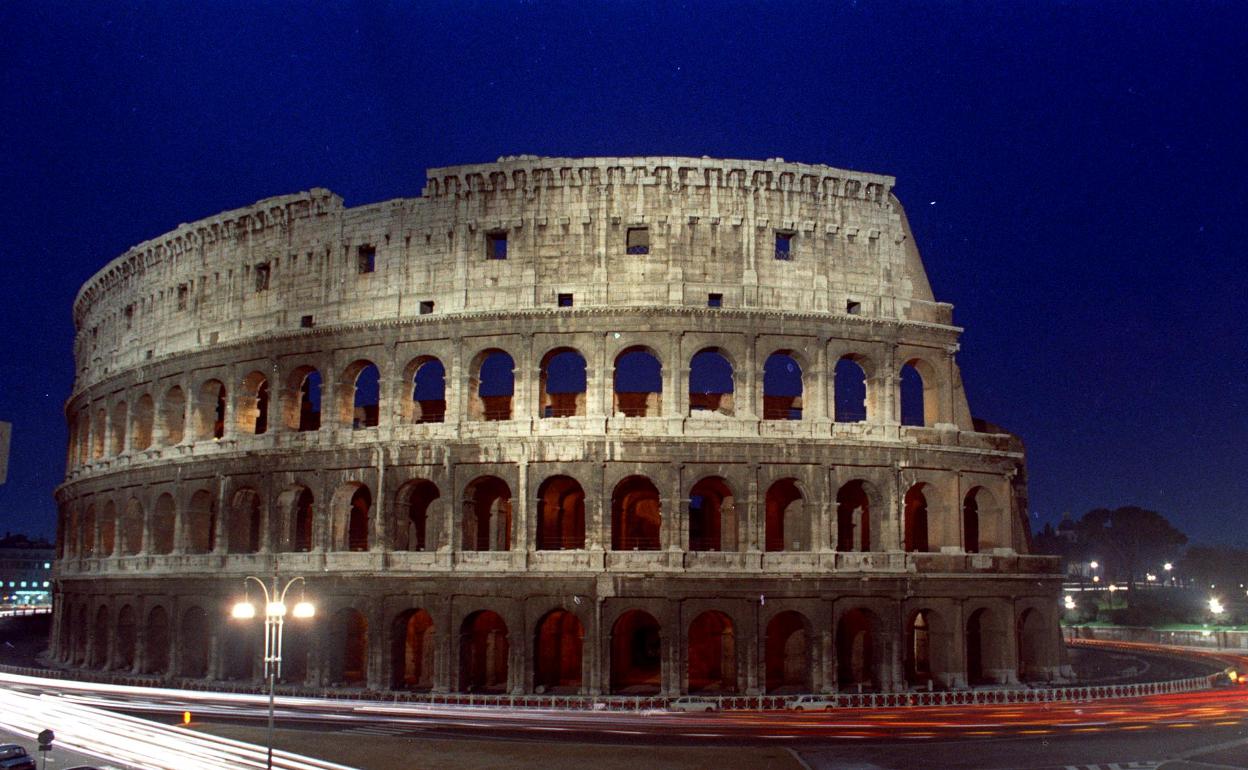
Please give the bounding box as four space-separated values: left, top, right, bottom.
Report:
0 639 1243 750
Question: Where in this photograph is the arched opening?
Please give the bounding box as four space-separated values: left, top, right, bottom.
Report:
222 622 258 681
395 480 440 551
1017 608 1046 682
150 494 175 555
292 488 314 552
121 499 143 555
409 356 446 423
115 605 137 670
237 371 270 435
285 367 322 432
906 610 934 686
281 622 310 684
81 505 96 556
765 478 806 551
110 401 127 455
689 477 735 552
193 379 227 440
688 611 736 693
100 501 116 556
900 360 937 427
763 351 803 420
343 361 381 429
688 348 734 416
533 609 584 693
76 410 91 465
462 476 512 551
228 489 262 554
836 609 879 691
132 393 154 449
391 609 435 690
144 606 170 675
91 408 106 459
611 475 661 551
332 608 369 687
835 480 872 552
611 610 661 694
331 484 371 552
159 386 185 445
470 350 514 421
540 348 587 418
90 606 109 668
613 347 662 417
536 475 586 550
963 488 982 553
73 605 88 665
966 608 988 685
184 490 215 554
764 611 810 693
834 357 868 422
65 507 78 558
903 483 930 553
179 607 209 678
460 610 509 692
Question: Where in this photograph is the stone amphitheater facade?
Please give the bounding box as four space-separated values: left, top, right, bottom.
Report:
52 155 1064 697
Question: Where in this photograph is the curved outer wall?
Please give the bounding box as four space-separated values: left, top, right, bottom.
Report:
54 156 1063 696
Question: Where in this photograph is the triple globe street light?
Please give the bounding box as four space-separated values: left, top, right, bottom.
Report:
231 574 315 770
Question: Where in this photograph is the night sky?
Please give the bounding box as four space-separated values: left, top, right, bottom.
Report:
1 2 1244 545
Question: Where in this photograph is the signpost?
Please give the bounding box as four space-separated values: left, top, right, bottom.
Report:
36 729 53 770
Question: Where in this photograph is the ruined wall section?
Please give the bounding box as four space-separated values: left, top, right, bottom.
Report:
70 157 953 395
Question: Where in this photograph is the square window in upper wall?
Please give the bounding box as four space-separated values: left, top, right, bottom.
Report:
775 232 794 260
255 262 271 292
707 293 723 308
626 227 650 255
419 300 435 315
487 231 508 260
357 245 376 273
846 300 862 315
557 293 574 307
300 315 314 328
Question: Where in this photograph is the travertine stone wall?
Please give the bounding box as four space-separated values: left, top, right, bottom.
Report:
53 157 1065 697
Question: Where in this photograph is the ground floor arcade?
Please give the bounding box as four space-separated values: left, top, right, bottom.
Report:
52 574 1066 695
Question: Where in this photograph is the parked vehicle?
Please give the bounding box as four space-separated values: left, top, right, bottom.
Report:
667 696 720 712
0 743 36 770
786 694 837 711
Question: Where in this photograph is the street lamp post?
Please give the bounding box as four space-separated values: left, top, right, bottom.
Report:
231 573 315 770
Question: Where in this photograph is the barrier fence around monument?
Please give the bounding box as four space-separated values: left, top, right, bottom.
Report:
0 654 1216 713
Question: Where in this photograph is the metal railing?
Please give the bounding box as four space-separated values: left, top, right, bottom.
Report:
2 659 1212 713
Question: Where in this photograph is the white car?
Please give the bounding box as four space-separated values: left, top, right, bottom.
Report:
667 696 720 712
786 694 837 711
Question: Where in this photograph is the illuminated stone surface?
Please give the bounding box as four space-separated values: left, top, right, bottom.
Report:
54 156 1063 694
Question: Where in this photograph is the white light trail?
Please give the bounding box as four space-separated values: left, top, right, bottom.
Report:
0 687 354 770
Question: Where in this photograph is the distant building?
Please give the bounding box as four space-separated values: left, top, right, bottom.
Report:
0 533 54 606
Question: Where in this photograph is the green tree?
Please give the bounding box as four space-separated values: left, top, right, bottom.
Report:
1076 506 1187 592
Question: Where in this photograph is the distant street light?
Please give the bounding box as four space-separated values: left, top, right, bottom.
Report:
1090 561 1099 570
232 573 314 770
1209 598 1225 616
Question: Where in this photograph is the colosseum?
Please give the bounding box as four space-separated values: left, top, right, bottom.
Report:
52 155 1065 698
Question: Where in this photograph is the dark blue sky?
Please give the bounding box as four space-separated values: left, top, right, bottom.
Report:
1 2 1244 545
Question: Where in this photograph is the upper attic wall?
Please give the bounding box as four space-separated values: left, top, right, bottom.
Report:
70 156 953 392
